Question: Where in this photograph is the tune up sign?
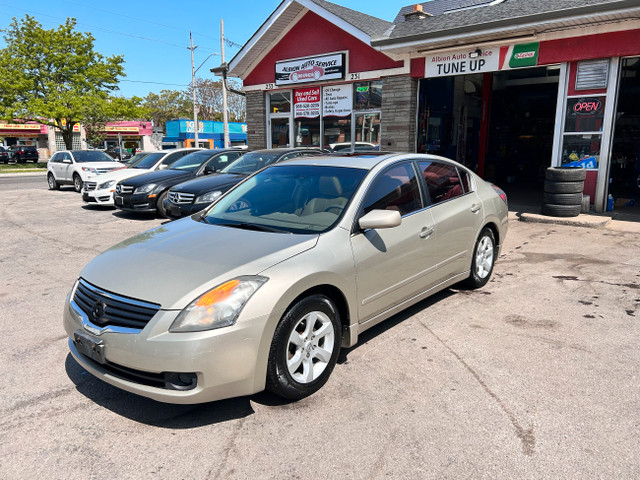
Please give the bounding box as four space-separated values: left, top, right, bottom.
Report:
425 48 500 78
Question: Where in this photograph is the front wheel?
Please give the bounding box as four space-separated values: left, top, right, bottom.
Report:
73 174 83 193
156 190 168 218
47 173 60 190
266 295 342 400
463 227 496 289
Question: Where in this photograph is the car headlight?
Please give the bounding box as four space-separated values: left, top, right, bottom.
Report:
98 180 116 190
169 276 268 332
82 167 98 175
195 190 222 204
134 183 157 194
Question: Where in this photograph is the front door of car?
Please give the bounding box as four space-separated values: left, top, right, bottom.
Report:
351 162 440 324
417 161 484 280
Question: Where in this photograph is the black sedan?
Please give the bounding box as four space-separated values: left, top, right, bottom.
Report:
114 149 244 217
0 146 12 163
164 148 325 219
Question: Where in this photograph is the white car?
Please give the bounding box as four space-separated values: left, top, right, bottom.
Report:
47 150 125 193
82 148 203 206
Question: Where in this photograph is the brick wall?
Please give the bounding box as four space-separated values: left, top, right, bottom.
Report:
381 75 418 153
246 91 266 149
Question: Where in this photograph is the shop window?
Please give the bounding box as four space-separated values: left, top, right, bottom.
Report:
355 113 381 149
362 163 421 216
323 116 351 149
294 118 320 147
561 95 605 169
354 81 382 110
269 92 291 113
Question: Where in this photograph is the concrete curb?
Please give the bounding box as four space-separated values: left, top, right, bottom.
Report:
0 171 47 178
518 212 611 229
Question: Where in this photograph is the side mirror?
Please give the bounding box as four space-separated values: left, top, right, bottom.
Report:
62 159 72 164
158 164 168 170
358 209 402 230
204 165 216 174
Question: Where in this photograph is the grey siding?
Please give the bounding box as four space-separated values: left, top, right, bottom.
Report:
381 75 418 153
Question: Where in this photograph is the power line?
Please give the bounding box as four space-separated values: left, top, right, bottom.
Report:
120 79 189 87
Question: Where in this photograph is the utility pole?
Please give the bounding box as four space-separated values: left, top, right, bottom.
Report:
220 19 229 148
187 31 199 148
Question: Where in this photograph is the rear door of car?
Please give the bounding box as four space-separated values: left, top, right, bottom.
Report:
351 161 439 323
416 160 483 280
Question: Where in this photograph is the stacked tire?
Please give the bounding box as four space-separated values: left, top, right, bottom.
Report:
542 167 586 217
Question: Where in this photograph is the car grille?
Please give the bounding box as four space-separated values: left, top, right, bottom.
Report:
73 278 160 330
115 184 134 194
167 191 195 205
96 167 118 174
84 182 97 191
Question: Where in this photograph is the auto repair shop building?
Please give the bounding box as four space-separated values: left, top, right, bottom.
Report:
227 0 640 213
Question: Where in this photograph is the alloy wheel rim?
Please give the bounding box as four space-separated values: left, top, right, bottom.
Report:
287 311 335 384
48 175 55 188
475 236 494 279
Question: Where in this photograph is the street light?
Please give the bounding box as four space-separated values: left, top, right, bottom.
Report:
187 31 219 148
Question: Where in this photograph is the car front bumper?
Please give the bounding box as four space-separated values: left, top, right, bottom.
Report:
63 293 270 404
113 192 158 213
83 188 115 206
165 201 208 219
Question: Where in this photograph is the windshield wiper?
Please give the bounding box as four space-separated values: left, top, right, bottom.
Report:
216 222 288 233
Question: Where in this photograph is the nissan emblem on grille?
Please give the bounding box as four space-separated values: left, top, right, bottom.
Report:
90 301 107 325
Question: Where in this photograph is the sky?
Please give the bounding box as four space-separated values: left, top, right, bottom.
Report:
0 0 408 99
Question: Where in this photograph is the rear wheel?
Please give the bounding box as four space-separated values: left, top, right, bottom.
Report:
266 295 341 400
73 174 83 193
47 173 60 190
463 227 496 289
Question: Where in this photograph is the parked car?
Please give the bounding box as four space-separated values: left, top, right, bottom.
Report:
63 152 508 404
9 145 39 163
82 148 202 207
105 147 133 161
164 148 325 219
0 146 12 163
47 150 124 192
113 149 245 217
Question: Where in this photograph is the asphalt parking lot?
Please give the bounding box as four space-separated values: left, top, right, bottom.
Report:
1 174 639 479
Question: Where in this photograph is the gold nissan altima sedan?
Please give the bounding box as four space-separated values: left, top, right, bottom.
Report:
64 153 508 404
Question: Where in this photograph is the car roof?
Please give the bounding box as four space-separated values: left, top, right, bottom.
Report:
275 152 469 171
250 148 324 154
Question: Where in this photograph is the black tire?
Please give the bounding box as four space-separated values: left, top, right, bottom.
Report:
542 192 582 205
541 203 581 217
545 167 586 182
73 174 83 193
47 173 60 190
266 295 342 400
463 227 497 289
156 190 168 218
543 180 584 194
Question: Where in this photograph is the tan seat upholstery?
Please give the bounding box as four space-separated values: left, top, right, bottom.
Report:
301 176 347 215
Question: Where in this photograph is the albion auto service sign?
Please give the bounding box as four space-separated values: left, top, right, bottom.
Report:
276 53 345 86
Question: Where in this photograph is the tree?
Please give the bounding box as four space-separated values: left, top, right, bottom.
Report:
142 89 191 130
0 15 144 149
188 78 246 123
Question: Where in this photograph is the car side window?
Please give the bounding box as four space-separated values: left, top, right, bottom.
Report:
61 152 72 162
418 161 465 205
50 153 60 162
362 163 422 216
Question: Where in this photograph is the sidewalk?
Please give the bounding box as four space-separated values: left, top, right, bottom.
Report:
517 211 640 233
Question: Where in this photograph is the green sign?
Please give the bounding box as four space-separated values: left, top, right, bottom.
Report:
509 42 539 68
356 86 369 92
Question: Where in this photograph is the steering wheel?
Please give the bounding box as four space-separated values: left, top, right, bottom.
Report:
228 198 252 212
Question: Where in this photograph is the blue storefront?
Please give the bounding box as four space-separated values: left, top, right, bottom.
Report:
163 120 247 149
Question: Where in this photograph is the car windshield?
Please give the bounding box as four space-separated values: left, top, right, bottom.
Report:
131 152 165 169
221 152 283 175
169 151 216 172
201 164 367 234
73 151 115 163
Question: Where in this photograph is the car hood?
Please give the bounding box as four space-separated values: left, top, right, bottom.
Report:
87 167 151 183
82 161 125 170
121 169 196 187
79 217 318 309
170 173 246 196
